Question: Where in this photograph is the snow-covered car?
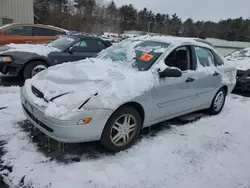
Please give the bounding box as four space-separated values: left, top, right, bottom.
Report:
0 35 112 79
20 36 236 152
225 48 250 92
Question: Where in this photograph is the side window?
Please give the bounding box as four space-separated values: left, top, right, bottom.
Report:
72 40 88 48
85 39 105 52
4 26 32 36
194 46 215 67
79 41 87 47
37 27 65 36
164 46 191 71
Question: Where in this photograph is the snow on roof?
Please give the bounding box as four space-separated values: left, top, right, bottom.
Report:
137 35 212 49
44 25 70 33
0 24 14 30
226 48 250 70
3 43 60 56
206 38 250 48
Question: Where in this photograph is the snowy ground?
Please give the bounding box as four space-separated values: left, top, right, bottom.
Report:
1 85 250 188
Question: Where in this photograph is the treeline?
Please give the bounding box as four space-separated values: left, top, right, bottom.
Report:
34 0 250 41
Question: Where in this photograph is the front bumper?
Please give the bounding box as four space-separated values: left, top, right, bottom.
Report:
20 87 114 143
0 61 22 76
234 70 250 92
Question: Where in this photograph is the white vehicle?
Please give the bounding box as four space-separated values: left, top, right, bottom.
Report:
225 48 250 91
20 36 236 152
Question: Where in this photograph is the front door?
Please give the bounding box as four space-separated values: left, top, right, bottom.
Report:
52 40 98 64
151 45 197 121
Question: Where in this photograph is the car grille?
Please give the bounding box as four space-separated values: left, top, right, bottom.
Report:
236 72 244 79
31 85 44 99
22 104 54 133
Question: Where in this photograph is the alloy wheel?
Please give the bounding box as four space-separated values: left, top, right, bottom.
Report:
110 114 137 147
31 65 47 77
213 91 225 112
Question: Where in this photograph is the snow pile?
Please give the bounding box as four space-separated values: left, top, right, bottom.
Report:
1 87 250 188
2 43 60 56
24 58 160 119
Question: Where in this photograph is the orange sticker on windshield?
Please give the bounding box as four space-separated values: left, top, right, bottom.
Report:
140 53 153 62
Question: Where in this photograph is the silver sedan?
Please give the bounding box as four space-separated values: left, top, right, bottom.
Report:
21 36 236 152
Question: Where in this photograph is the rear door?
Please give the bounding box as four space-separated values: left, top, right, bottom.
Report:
66 38 107 60
191 46 223 107
34 27 66 44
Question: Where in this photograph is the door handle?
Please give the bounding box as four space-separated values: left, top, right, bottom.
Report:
213 72 219 76
185 77 195 83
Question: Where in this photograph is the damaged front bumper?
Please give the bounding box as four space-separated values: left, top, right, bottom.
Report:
20 86 114 143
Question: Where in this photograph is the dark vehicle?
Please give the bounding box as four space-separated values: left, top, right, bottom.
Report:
0 35 112 79
225 48 250 92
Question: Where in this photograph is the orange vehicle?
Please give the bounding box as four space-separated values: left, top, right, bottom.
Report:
0 23 68 45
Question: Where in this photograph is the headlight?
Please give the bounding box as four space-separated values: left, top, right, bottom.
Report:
0 56 12 62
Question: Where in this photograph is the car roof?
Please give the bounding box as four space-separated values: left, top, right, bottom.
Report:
135 35 214 49
66 35 103 40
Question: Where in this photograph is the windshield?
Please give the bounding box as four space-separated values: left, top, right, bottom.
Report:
47 36 79 50
98 39 170 71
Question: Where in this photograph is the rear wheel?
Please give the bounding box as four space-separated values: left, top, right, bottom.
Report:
207 88 226 115
23 61 48 80
100 106 142 152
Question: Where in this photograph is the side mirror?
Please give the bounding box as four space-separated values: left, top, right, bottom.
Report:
68 46 82 53
159 67 182 78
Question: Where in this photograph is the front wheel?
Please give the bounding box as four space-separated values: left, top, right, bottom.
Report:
100 106 142 152
207 88 226 115
23 61 48 80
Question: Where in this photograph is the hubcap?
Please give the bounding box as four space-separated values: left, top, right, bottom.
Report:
110 114 137 147
31 65 47 77
214 91 224 111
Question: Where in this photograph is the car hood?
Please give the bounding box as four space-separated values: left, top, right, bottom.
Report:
0 43 60 56
24 58 159 119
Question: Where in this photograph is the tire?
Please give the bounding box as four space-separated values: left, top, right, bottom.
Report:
100 106 142 152
23 61 48 80
207 88 226 115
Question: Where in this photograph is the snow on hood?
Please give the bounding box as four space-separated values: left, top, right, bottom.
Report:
225 48 250 71
24 58 159 119
0 43 60 56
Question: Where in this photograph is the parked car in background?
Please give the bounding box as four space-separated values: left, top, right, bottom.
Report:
21 36 236 152
0 23 69 45
0 35 112 79
225 48 250 92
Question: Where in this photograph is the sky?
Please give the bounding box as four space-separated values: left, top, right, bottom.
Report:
112 0 250 22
